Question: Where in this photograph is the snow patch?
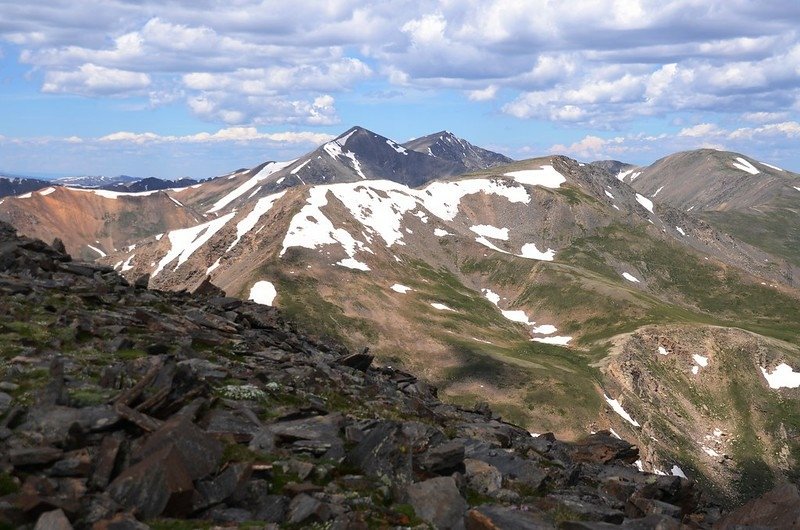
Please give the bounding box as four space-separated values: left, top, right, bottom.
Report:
386 139 408 155
87 244 106 257
622 272 641 283
604 394 640 427
168 195 184 207
337 257 370 271
207 160 292 213
702 446 721 457
760 363 800 389
39 187 56 196
504 165 566 188
676 226 686 236
483 289 501 306
518 243 555 261
532 336 572 345
227 191 286 251
470 224 509 240
604 190 615 200
652 186 664 198
732 157 759 175
206 258 221 275
761 162 783 171
121 254 135 272
431 303 455 311
658 346 668 355
531 324 557 335
671 465 687 479
693 354 708 367
154 233 163 241
153 212 236 276
16 192 32 199
249 281 276 306
635 194 654 214
434 228 452 237
390 283 412 293
291 159 311 174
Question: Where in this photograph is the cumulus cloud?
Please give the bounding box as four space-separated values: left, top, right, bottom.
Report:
2 1 800 133
467 85 498 101
42 64 151 95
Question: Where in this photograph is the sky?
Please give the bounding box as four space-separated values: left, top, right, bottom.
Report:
1 0 800 179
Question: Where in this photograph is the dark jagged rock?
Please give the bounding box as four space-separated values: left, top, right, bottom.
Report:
0 220 730 528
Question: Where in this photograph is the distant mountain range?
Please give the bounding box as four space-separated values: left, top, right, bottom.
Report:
1 126 799 506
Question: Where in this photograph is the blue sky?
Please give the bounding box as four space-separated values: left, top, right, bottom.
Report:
1 0 800 178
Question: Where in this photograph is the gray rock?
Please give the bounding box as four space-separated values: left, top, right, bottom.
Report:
346 421 413 486
0 392 11 414
133 415 222 480
33 509 73 530
464 458 503 494
407 476 467 530
419 439 465 474
287 493 331 525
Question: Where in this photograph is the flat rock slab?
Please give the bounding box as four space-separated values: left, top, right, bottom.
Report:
407 476 467 530
465 505 555 529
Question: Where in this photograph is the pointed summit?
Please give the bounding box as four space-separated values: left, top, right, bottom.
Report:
403 130 513 171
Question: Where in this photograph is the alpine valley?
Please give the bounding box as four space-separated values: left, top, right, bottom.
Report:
3 125 800 514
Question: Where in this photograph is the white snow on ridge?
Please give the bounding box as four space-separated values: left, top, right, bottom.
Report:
87 244 106 257
658 346 668 355
39 187 56 196
68 187 160 199
635 194 654 214
16 192 32 199
676 226 686 236
760 363 800 389
531 324 557 335
652 186 664 198
431 302 455 311
434 228 452 237
168 196 184 207
732 157 760 175
206 258 221 275
604 394 640 427
422 178 530 221
761 162 783 171
227 191 286 252
504 165 566 188
622 272 641 283
249 281 277 306
794 187 800 193
604 190 615 200
337 257 370 271
391 283 412 293
616 169 633 181
470 224 509 240
207 160 293 213
291 159 311 174
386 139 408 155
153 212 236 277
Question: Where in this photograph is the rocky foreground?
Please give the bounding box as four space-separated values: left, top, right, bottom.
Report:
0 220 796 529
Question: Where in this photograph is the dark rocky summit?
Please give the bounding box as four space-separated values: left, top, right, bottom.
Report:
0 220 793 529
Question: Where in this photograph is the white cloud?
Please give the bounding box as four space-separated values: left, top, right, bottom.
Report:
42 63 150 95
678 123 725 138
467 85 498 101
98 127 334 145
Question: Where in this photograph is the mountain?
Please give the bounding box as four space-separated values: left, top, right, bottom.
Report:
99 154 800 505
104 176 200 192
243 126 513 196
3 130 800 506
0 185 205 261
619 149 800 266
53 174 140 188
402 130 514 170
0 176 54 198
6 218 777 529
590 159 637 176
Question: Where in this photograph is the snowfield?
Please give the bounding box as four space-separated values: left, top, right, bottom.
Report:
249 281 277 306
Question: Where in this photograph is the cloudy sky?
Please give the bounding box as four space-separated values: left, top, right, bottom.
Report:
1 0 799 178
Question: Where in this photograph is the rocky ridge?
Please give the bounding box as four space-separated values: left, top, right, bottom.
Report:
0 220 782 528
